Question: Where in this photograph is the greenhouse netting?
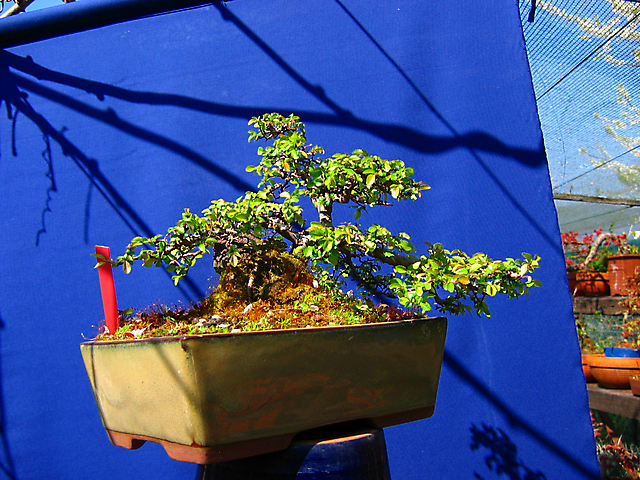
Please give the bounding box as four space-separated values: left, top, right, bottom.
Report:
519 0 640 235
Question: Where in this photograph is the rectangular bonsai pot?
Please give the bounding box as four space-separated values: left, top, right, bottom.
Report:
80 316 447 464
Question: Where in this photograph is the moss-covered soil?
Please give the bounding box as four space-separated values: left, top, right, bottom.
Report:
93 251 420 341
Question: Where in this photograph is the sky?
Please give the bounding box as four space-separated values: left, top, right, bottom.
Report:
3 0 70 14
32 0 62 9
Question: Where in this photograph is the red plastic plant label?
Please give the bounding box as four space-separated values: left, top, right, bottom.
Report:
95 246 119 335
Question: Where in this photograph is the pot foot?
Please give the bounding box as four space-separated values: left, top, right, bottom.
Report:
106 429 295 464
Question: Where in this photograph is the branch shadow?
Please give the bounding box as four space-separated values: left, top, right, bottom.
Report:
0 32 561 261
446 352 599 480
471 423 547 480
1 57 206 299
1 47 543 163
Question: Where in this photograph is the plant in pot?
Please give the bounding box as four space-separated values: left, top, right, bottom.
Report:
575 311 628 384
568 228 640 296
607 233 640 296
587 270 640 390
614 271 640 395
576 315 608 383
562 229 615 297
82 113 541 464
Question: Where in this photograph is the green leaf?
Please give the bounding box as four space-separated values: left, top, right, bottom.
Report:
327 250 340 265
366 174 376 187
486 284 499 296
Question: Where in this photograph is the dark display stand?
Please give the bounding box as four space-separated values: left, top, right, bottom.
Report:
197 426 390 480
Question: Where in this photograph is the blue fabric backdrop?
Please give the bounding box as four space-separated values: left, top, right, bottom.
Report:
0 0 599 478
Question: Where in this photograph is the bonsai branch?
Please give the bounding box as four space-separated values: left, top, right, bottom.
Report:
580 231 631 269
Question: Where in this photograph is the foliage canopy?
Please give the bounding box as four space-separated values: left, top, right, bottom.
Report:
100 113 541 320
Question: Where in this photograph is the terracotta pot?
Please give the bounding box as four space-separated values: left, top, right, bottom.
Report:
567 271 578 296
586 355 640 389
608 254 640 295
81 317 447 464
630 376 640 396
574 272 610 297
582 354 602 383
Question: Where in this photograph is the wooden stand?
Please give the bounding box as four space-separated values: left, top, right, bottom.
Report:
197 425 390 480
573 296 625 315
587 384 640 443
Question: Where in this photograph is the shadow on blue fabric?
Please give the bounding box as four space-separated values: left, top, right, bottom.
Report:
214 0 561 256
0 314 17 480
0 41 562 261
446 352 598 479
471 424 546 480
214 2 544 164
0 51 210 299
1 44 542 165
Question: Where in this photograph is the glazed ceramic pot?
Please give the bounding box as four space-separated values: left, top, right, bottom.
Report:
203 428 391 479
604 347 640 358
81 317 447 464
574 272 610 297
608 254 640 295
586 355 640 389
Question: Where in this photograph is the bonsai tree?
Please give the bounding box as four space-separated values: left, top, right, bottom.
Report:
99 113 540 337
562 228 638 273
561 229 616 273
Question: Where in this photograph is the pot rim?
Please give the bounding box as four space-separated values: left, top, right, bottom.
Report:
608 254 640 260
575 271 609 276
80 316 445 346
586 355 640 368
